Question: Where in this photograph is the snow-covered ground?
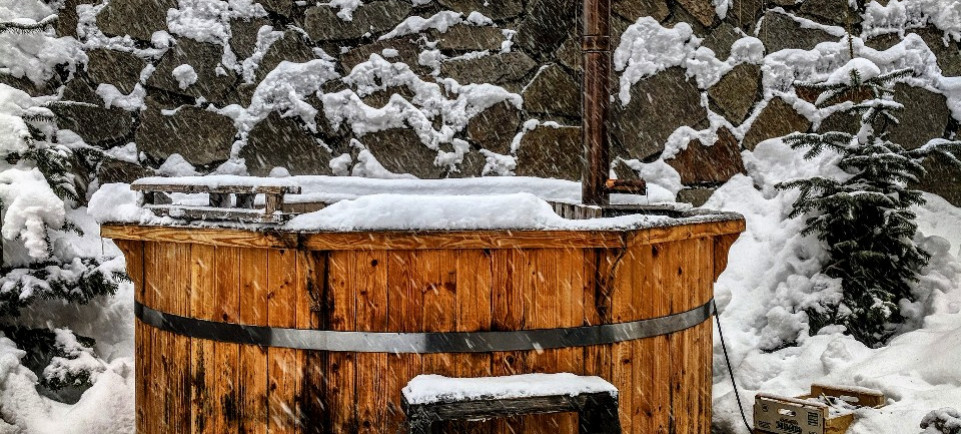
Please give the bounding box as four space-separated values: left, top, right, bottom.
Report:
710 138 961 434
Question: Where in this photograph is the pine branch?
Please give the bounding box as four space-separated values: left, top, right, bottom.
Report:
0 14 58 34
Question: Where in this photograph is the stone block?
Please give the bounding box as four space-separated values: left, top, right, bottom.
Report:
49 103 134 146
447 149 486 178
677 187 717 207
55 0 98 37
865 33 901 51
437 0 523 21
888 83 951 150
61 77 102 105
136 99 237 165
741 97 811 150
146 38 239 105
612 67 709 160
725 0 764 32
666 128 745 185
467 101 522 154
708 63 761 124
230 17 273 60
514 124 584 180
97 158 153 184
677 0 716 27
555 34 582 73
817 111 859 135
612 0 669 21
701 21 741 61
758 10 837 53
359 128 445 178
522 64 581 118
304 1 411 41
86 49 146 94
0 73 61 97
799 0 854 26
431 25 505 51
913 152 961 207
259 0 296 17
96 0 177 42
512 0 577 59
255 30 317 82
912 27 961 77
241 113 332 176
440 52 537 85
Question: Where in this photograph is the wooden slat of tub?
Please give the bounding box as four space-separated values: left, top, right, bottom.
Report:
143 242 166 433
697 237 716 431
554 249 585 434
149 242 192 433
238 248 268 433
453 249 494 434
267 249 303 433
189 244 215 434
422 250 458 376
524 249 567 434
583 248 613 388
300 251 327 434
491 249 526 432
650 242 673 434
142 242 159 434
610 246 636 434
115 241 146 431
629 244 656 434
214 246 242 433
385 251 421 433
354 250 388 434
325 251 357 432
422 250 481 432
672 239 697 434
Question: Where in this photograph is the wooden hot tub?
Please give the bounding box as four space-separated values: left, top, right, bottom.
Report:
102 202 743 434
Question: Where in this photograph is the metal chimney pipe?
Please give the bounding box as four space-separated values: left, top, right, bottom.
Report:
581 0 612 206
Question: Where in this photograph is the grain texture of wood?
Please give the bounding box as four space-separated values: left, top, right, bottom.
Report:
267 249 303 433
325 251 357 432
354 250 388 434
238 248 268 433
123 220 742 434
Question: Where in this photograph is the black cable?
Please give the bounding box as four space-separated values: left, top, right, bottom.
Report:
713 299 753 434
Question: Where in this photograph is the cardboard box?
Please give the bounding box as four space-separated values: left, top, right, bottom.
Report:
754 384 885 434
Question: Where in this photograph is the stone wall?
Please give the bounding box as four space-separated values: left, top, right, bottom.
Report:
25 0 961 206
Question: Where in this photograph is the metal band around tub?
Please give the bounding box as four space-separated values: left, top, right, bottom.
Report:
135 299 714 354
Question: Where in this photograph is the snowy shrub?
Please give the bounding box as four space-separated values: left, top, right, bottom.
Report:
0 2 120 404
921 408 961 434
777 57 961 347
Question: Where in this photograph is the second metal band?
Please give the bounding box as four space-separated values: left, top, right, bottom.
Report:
135 299 714 354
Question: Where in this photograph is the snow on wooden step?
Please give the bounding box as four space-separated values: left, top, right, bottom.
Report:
402 373 618 405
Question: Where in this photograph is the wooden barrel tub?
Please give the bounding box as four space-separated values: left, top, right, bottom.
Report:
103 214 743 434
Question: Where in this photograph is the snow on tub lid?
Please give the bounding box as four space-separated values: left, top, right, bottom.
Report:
401 373 618 405
89 175 743 232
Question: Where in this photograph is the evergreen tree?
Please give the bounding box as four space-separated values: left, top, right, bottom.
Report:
1 7 119 400
777 59 961 347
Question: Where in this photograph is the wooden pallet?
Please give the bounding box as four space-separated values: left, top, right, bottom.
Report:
132 180 327 223
754 384 885 434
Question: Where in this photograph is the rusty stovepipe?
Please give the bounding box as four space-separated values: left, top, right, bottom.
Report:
581 0 646 206
581 0 612 206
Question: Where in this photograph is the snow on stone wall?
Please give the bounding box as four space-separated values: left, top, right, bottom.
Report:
7 0 961 207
